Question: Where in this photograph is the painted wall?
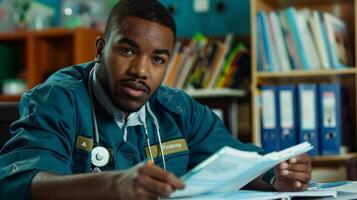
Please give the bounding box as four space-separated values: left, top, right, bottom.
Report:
160 0 250 38
36 0 61 26
37 0 251 38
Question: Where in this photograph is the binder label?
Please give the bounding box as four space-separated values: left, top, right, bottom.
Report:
301 90 316 129
280 91 294 128
322 92 336 127
262 90 276 128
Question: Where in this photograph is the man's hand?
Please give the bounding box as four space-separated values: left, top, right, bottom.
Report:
113 161 185 199
31 161 185 200
273 154 312 191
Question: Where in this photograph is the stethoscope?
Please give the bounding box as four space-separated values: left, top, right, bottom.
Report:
88 66 166 172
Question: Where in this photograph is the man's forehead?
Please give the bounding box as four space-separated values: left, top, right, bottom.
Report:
109 17 174 50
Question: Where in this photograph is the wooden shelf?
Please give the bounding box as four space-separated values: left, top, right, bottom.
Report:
185 88 247 98
0 27 94 40
0 27 102 93
0 95 21 101
257 68 356 78
312 153 357 167
32 28 74 38
0 32 27 41
263 0 352 6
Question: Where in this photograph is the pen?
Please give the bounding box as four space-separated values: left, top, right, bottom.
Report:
309 181 349 189
318 181 349 188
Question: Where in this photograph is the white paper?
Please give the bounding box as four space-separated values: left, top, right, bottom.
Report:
169 189 336 200
171 142 313 198
169 190 287 200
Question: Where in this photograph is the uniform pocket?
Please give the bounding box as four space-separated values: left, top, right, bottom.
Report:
71 149 91 173
154 151 189 177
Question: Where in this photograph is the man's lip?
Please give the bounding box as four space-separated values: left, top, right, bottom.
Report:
121 85 147 98
118 81 150 99
121 81 149 93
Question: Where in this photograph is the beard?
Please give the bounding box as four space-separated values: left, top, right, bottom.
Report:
96 62 149 114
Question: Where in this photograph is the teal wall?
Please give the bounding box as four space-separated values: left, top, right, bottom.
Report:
36 0 61 26
37 0 251 38
160 0 250 38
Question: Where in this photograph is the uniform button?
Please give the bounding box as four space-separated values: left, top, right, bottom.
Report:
12 164 18 173
176 106 183 113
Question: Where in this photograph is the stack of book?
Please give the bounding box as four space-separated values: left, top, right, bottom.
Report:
256 7 352 72
163 33 250 90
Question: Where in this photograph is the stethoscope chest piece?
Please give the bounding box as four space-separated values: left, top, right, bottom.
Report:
91 146 110 167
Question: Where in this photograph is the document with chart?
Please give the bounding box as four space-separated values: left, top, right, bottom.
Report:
171 142 313 198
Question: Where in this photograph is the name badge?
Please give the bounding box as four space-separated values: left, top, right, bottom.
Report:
144 138 188 158
75 136 94 152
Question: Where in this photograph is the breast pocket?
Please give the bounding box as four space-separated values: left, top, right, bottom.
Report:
154 151 189 177
71 150 91 173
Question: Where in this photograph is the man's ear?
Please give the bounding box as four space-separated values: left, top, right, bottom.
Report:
95 37 105 63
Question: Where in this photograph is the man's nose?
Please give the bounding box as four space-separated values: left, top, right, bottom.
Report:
128 56 149 79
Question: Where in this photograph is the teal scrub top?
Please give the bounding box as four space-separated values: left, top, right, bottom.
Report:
0 62 272 199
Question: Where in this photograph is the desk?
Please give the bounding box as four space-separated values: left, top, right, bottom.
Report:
318 181 357 200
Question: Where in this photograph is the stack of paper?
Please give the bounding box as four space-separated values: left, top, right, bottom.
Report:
169 190 336 200
171 142 313 198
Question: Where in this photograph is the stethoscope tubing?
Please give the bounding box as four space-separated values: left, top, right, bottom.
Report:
88 66 166 170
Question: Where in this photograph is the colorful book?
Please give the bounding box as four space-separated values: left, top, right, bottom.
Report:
279 9 301 70
322 12 352 69
256 11 278 71
268 11 292 71
284 7 315 70
298 9 321 69
308 10 331 69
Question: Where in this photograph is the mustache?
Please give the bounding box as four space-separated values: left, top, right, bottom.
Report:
119 78 150 93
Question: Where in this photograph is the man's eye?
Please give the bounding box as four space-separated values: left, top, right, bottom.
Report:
152 56 166 65
119 48 134 56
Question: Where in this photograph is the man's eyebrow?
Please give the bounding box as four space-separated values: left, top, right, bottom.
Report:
117 38 139 49
154 49 170 57
117 37 170 57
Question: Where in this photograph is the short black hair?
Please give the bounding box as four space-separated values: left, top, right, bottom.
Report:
104 0 176 42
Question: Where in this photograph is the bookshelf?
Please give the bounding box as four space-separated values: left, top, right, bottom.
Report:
257 68 356 79
0 27 102 100
251 0 357 160
185 88 246 98
164 34 252 139
186 88 248 141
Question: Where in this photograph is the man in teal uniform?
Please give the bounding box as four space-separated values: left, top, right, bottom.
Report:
0 0 312 199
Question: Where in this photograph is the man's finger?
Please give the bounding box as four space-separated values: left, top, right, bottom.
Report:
289 154 311 164
279 163 311 173
278 169 311 183
135 173 173 197
292 181 309 191
300 181 309 190
138 165 185 190
133 185 160 200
